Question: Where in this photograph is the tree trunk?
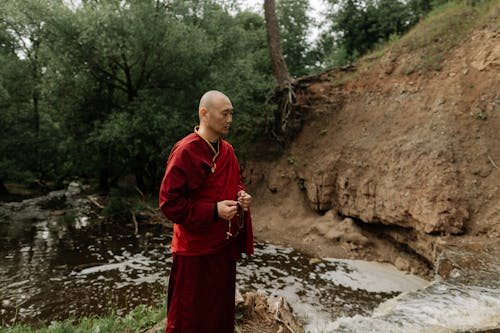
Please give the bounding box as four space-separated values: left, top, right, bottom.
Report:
31 38 41 176
264 0 292 89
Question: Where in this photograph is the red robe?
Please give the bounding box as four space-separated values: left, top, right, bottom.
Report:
159 132 253 333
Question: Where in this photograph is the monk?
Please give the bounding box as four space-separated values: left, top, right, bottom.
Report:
159 90 254 333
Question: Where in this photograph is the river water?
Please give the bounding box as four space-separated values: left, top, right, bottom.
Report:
0 186 499 332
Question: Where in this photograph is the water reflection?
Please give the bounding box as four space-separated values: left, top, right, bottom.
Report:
0 218 170 324
3 189 498 332
0 190 423 329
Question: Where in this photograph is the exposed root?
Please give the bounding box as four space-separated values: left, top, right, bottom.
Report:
237 289 304 333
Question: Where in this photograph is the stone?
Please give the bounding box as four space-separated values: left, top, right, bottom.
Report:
395 256 411 271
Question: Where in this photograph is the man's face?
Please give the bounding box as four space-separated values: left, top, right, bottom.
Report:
205 97 233 137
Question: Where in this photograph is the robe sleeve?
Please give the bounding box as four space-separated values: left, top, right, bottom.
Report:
159 145 216 231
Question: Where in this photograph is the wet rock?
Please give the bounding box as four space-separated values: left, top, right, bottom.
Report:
2 300 12 308
326 218 371 247
309 258 322 265
39 192 67 210
0 183 92 223
66 181 82 197
308 213 371 249
395 256 411 271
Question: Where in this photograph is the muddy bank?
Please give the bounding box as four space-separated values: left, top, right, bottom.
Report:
244 21 499 275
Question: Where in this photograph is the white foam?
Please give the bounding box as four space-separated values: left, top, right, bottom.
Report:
323 282 500 332
321 258 428 293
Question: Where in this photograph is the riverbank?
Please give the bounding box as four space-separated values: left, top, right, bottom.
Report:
1 183 499 332
0 298 286 333
244 1 499 280
0 304 165 333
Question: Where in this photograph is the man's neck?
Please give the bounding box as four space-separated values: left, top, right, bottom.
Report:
197 126 219 142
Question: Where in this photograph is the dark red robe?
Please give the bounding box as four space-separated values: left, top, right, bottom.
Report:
159 132 253 333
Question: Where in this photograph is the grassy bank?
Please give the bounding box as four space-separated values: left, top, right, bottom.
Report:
0 304 165 333
360 0 499 73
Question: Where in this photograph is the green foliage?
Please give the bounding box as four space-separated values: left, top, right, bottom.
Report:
393 2 480 72
0 0 275 192
0 0 70 184
317 0 496 68
319 0 434 66
0 304 166 333
102 189 131 220
5 0 486 192
277 0 318 76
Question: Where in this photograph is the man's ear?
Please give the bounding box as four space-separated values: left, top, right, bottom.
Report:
199 107 208 122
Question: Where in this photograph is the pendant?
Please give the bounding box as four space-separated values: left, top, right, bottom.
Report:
211 163 216 173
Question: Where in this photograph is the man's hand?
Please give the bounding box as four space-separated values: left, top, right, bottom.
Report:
217 200 238 220
237 190 252 211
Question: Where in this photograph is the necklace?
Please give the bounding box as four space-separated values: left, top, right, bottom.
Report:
194 126 219 173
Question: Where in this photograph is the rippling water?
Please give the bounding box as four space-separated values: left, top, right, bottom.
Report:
320 242 500 333
1 187 498 332
238 244 427 332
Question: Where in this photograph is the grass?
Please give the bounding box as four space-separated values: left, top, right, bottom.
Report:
357 0 498 74
395 2 479 72
0 304 166 333
4 304 276 333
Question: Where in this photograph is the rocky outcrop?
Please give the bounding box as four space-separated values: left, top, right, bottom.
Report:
247 23 499 268
298 144 469 235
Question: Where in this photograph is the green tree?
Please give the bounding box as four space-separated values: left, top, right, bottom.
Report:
45 0 214 191
319 0 432 66
1 0 275 193
196 8 274 153
0 38 25 193
277 0 316 77
0 0 54 182
44 0 273 191
0 0 66 191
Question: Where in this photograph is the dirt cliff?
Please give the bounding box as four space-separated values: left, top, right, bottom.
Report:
244 4 499 277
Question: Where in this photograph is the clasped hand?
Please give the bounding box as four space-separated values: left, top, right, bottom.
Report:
217 191 252 220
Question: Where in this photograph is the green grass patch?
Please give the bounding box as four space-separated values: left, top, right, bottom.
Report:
357 0 498 74
395 0 499 73
396 3 478 72
0 304 166 333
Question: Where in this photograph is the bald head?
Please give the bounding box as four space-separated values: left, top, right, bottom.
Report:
199 90 230 112
197 90 234 141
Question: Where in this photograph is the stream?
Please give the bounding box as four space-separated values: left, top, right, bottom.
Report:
0 185 499 332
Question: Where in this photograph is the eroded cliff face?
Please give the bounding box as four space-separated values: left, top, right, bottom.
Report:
246 24 499 272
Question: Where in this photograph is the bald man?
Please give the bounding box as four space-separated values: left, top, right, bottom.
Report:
159 91 254 333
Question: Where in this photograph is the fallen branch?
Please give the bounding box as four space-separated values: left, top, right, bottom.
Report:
87 195 104 209
135 186 145 199
488 155 499 169
130 209 139 235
